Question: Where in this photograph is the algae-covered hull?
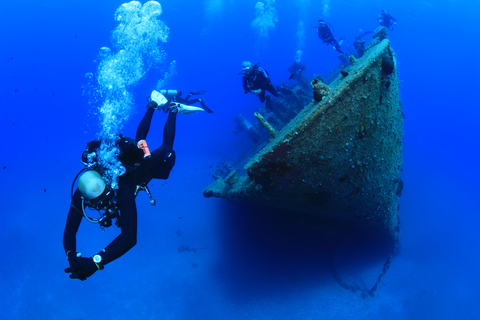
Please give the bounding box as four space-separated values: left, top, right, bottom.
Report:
204 39 403 239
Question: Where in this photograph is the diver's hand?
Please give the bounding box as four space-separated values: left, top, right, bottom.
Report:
64 252 86 280
168 102 179 113
65 256 99 281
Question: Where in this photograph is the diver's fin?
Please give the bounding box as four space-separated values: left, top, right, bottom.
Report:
150 90 168 106
201 105 214 114
189 90 207 95
333 46 344 54
198 98 214 113
173 103 205 115
265 96 273 110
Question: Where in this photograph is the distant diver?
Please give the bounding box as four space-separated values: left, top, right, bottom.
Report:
377 9 397 30
288 60 306 81
317 19 344 54
353 30 373 58
241 61 291 110
63 90 200 281
158 89 213 113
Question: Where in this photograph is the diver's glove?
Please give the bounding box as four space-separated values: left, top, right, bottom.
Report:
65 254 103 281
65 251 85 280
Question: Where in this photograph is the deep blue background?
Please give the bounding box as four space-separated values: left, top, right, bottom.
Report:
1 0 479 319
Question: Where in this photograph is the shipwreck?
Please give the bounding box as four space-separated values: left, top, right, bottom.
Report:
204 29 404 242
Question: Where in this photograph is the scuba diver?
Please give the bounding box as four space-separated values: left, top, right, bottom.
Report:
353 30 373 58
288 60 306 81
287 49 309 89
63 90 199 281
317 19 344 54
241 61 291 110
377 9 397 30
159 89 213 113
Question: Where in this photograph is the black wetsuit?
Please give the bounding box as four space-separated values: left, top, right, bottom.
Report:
378 13 396 30
287 61 306 79
318 22 343 54
63 107 176 270
242 65 279 103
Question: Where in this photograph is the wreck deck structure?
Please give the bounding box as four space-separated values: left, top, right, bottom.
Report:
204 36 404 240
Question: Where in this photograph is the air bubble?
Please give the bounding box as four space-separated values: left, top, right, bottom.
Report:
88 1 169 189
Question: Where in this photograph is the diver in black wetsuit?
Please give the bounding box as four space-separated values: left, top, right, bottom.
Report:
288 59 306 81
377 9 397 30
63 97 178 281
159 89 213 113
241 61 280 110
353 30 373 58
317 19 344 54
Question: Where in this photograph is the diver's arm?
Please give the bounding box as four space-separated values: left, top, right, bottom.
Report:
99 183 138 266
242 77 249 93
258 67 269 80
63 190 83 256
135 107 155 143
63 182 137 281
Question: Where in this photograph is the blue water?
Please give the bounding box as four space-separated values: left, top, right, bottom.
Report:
1 0 479 319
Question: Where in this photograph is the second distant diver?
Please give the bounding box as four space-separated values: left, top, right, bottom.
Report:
241 61 281 110
377 10 397 30
288 59 306 81
287 50 309 89
317 19 344 54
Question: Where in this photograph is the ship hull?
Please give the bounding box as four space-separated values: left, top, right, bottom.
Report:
204 39 403 240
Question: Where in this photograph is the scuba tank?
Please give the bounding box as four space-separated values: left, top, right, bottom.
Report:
159 89 182 97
